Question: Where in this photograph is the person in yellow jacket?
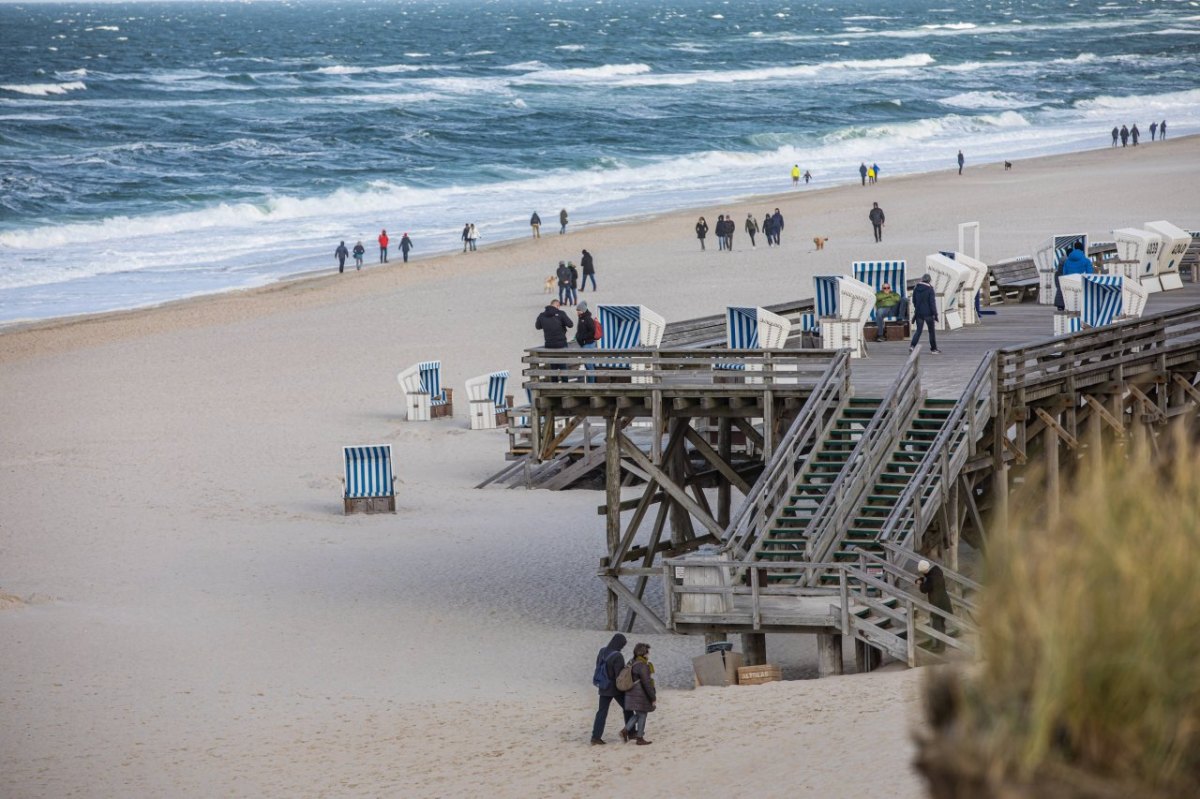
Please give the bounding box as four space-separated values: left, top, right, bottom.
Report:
791 164 800 186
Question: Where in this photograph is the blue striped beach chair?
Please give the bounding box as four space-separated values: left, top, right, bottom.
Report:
465 370 512 430
799 275 841 337
596 305 665 381
1056 274 1128 335
1034 233 1088 306
853 260 908 324
722 306 793 371
397 359 453 421
342 445 396 514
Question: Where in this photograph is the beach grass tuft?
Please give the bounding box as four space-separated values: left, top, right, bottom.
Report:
917 440 1200 798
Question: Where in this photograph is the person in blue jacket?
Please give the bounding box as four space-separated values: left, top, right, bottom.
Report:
1054 241 1094 309
910 274 941 354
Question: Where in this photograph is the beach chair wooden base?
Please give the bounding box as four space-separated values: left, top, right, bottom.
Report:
407 393 432 422
344 495 396 515
864 320 910 342
430 388 454 419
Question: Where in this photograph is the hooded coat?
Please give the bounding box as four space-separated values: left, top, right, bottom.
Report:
595 634 627 698
624 648 656 713
535 305 573 348
1060 248 1094 277
918 565 953 613
912 281 938 320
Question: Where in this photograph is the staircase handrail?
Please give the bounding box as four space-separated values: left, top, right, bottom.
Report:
721 350 852 558
878 351 997 549
802 347 924 574
858 546 980 619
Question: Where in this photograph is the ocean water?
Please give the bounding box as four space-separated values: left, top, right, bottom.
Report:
1 0 1198 324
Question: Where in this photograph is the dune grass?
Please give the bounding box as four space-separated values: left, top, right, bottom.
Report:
920 442 1200 796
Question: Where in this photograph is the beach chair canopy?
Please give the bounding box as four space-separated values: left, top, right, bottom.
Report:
853 260 907 322
814 275 876 324
926 253 970 309
726 306 792 349
398 360 450 406
941 251 988 297
1035 233 1088 274
1144 220 1190 277
466 370 510 411
597 305 666 349
344 445 395 499
1113 228 1163 278
1061 274 1125 327
1120 275 1149 319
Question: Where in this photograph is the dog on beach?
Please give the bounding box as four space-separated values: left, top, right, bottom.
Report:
543 275 556 294
813 236 829 251
1004 161 1013 171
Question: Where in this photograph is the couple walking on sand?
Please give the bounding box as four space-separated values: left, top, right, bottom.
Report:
590 635 657 746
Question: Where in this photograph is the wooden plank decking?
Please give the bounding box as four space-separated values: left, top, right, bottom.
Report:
850 282 1200 398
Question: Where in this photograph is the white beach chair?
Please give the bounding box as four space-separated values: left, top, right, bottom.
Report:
939 251 988 326
1111 228 1164 293
814 275 876 358
925 254 971 331
1034 233 1088 306
724 306 794 383
397 360 453 421
1055 275 1131 335
342 445 396 514
596 304 665 385
853 260 908 336
1144 220 1190 291
465 370 513 430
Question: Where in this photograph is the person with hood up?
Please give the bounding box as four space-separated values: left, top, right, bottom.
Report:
556 260 572 305
762 211 776 248
352 241 365 270
590 633 631 745
695 216 709 251
745 213 759 248
910 273 941 354
916 559 954 652
621 642 657 745
1053 241 1094 310
869 202 885 243
378 229 389 263
334 240 349 273
771 208 784 245
399 233 413 263
530 211 542 239
872 162 881 181
1131 124 1140 146
580 249 596 291
1120 125 1129 147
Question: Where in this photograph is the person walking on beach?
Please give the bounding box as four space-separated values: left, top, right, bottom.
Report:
556 260 571 305
957 150 965 175
461 223 471 252
530 211 542 239
867 165 876 184
791 164 800 186
1111 126 1119 147
590 633 630 745
869 202 885 243
874 282 902 341
1160 119 1167 139
723 213 735 251
771 208 784 246
621 643 657 745
716 214 727 251
566 261 579 305
1131 124 1139 146
745 213 759 248
803 170 812 184
352 241 365 270
761 212 775 248
872 163 881 182
910 274 940 354
916 559 954 652
559 208 569 235
1120 125 1129 147
695 216 709 250
859 162 868 186
378 229 389 263
399 233 413 263
580 249 596 291
334 240 349 273
1150 121 1158 141
467 223 479 251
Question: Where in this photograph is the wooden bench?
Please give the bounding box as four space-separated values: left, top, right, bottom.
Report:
1181 231 1200 283
988 257 1040 303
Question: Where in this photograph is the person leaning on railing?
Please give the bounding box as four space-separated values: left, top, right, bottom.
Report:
874 283 904 342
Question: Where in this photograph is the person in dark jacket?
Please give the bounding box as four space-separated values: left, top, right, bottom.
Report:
461 222 471 252
556 260 571 305
716 214 727 251
559 208 569 235
771 209 784 245
352 241 365 270
910 274 941 354
621 642 657 745
536 301 573 383
580 249 596 291
916 559 954 652
722 213 734 251
399 233 413 263
1120 125 1129 147
576 300 598 383
1111 126 1119 147
1150 121 1158 141
1053 241 1094 310
859 162 868 186
957 150 965 175
530 211 542 239
334 240 349 273
566 261 579 306
762 211 775 247
1160 119 1166 139
869 202 885 243
745 214 759 248
1130 124 1139 146
695 217 708 250
590 633 630 744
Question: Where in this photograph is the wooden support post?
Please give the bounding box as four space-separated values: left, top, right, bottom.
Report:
992 410 1009 535
763 390 776 461
741 632 767 667
817 633 844 677
855 640 882 674
665 421 698 546
1045 421 1060 523
605 416 622 630
718 418 732 527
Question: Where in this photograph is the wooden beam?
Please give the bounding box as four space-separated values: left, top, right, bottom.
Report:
683 425 753 494
1034 407 1079 449
1083 394 1125 436
618 433 726 539
622 496 671 632
601 575 668 634
605 416 621 630
1128 384 1167 424
732 417 764 450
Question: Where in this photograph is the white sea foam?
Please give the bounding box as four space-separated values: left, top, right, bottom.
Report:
1153 28 1200 35
55 69 88 79
920 22 977 30
315 63 425 75
941 91 1040 110
554 44 586 51
519 63 652 82
0 81 86 96
85 25 120 32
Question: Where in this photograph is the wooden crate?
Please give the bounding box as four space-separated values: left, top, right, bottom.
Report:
736 664 782 685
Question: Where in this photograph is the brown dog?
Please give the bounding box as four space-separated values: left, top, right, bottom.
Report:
543 275 556 294
813 236 829 251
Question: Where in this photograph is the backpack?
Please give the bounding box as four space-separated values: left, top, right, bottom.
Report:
592 317 603 342
592 649 617 691
615 661 637 692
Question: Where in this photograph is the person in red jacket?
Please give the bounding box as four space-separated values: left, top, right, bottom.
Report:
378 229 389 263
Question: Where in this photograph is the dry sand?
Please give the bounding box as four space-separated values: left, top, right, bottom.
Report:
1 138 1197 798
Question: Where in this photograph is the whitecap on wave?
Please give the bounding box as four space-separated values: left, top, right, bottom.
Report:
0 81 86 96
940 91 1040 110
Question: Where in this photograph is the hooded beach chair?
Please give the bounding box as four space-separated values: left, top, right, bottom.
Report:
925 253 971 331
853 260 909 331
799 275 839 339
397 360 453 421
596 304 665 384
810 275 876 358
722 306 794 382
940 251 988 326
342 445 396 514
465 370 513 430
1144 220 1190 291
1112 228 1164 293
1034 233 1088 306
1055 274 1135 335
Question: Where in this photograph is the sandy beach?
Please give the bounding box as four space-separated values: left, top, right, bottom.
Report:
1 137 1198 798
